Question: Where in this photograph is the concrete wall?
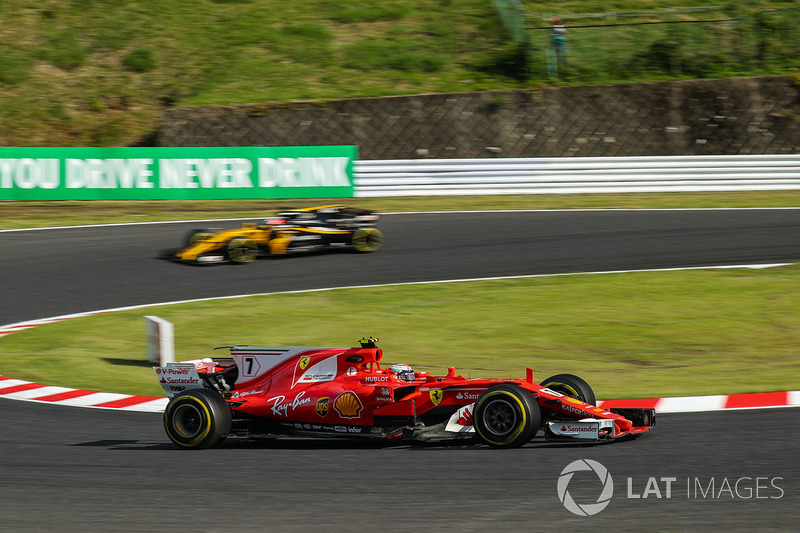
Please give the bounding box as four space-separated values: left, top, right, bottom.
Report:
159 76 800 159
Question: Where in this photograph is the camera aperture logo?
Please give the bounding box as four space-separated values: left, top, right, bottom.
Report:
557 459 786 517
557 459 614 516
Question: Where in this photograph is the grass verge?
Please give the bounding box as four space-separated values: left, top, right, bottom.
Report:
2 265 798 399
1 1 797 146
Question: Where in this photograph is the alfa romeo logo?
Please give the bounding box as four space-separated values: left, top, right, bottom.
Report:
557 459 614 516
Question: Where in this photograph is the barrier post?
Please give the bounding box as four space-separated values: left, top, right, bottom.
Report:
145 316 175 366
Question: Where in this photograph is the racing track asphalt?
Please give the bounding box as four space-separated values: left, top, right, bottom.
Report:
1 209 800 532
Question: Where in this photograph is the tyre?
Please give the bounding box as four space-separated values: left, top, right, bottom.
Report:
164 388 232 449
540 373 596 405
473 384 540 448
185 229 214 247
226 237 258 264
352 228 383 253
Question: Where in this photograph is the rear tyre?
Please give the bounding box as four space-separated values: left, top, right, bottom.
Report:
352 228 383 253
473 384 540 448
540 373 596 405
185 229 214 247
164 389 232 449
227 237 258 264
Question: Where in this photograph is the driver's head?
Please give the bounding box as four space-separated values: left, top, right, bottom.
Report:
389 363 415 381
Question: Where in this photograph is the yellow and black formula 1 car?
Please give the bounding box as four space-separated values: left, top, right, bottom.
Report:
167 205 383 265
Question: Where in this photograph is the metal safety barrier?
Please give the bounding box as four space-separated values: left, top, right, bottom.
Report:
353 155 800 197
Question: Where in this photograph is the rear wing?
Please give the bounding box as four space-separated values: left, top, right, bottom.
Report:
154 362 206 398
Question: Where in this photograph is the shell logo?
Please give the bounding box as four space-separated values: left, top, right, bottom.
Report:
333 391 363 419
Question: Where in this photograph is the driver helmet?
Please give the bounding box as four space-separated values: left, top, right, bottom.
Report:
388 363 416 382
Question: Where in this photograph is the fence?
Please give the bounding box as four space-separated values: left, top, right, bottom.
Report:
522 4 800 81
354 155 800 196
492 0 527 44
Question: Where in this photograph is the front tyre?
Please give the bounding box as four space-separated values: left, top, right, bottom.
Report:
352 228 383 253
473 384 540 448
540 373 596 405
226 237 259 264
164 389 232 449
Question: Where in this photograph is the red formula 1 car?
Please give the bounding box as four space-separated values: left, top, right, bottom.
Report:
155 339 654 449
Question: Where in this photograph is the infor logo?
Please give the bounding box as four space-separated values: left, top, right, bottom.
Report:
557 459 614 516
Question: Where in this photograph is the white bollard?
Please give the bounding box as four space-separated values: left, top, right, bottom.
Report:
145 315 175 366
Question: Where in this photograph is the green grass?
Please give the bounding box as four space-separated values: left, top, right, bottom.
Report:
2 190 800 230
0 0 514 146
1 0 798 146
2 265 799 399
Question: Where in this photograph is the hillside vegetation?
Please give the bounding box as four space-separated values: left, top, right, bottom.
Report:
0 0 797 147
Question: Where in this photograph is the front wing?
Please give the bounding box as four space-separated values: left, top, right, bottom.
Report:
432 403 655 443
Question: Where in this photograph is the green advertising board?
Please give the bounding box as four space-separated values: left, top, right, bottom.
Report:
0 146 356 201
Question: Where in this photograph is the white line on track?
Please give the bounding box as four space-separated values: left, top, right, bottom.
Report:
0 263 793 331
0 262 797 412
2 206 800 233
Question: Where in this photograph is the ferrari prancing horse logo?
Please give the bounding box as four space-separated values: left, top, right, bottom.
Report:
299 357 310 370
429 389 443 406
